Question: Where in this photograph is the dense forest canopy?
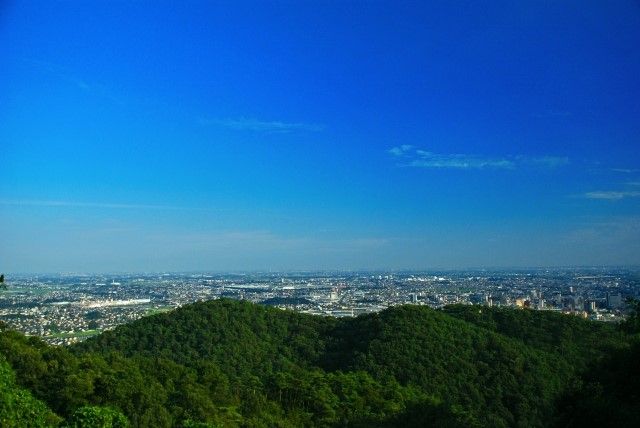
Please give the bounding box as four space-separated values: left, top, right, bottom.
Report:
0 299 638 427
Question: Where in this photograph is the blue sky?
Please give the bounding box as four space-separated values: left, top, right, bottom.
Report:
1 1 639 272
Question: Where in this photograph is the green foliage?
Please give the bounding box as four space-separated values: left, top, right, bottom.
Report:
620 298 640 334
0 299 637 427
64 405 129 428
552 338 640 427
0 355 61 427
76 299 336 379
323 305 578 427
181 420 220 428
443 305 628 366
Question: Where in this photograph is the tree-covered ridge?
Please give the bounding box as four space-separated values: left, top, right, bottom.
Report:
74 301 580 426
442 305 629 365
322 305 578 427
75 299 337 378
0 299 637 427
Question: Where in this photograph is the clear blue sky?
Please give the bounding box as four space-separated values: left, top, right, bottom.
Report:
1 1 639 272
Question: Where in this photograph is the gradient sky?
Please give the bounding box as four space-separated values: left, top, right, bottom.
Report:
1 1 640 272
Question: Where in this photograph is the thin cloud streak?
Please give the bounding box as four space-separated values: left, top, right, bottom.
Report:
524 156 569 168
200 117 323 133
0 200 212 211
24 58 126 105
582 191 640 200
388 146 567 170
612 168 639 174
411 150 515 169
388 145 414 157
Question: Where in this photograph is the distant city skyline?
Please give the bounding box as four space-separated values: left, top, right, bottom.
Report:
1 1 640 272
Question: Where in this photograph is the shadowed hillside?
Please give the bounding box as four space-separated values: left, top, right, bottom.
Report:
0 300 637 427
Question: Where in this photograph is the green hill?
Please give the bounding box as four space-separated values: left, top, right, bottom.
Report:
0 300 637 427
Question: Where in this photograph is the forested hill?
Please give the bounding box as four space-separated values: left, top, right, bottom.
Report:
1 299 639 427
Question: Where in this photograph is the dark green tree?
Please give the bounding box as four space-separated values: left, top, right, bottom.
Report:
621 298 640 334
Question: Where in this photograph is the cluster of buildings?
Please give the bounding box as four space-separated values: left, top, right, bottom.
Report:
0 268 637 345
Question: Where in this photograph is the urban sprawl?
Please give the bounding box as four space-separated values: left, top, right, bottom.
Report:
1 268 638 346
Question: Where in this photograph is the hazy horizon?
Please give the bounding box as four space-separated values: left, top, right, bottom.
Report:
6 265 640 277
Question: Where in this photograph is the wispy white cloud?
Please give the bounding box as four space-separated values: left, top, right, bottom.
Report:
387 146 567 170
388 145 414 157
582 191 640 200
0 200 203 211
410 150 515 169
200 117 323 133
524 156 569 168
611 168 639 174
